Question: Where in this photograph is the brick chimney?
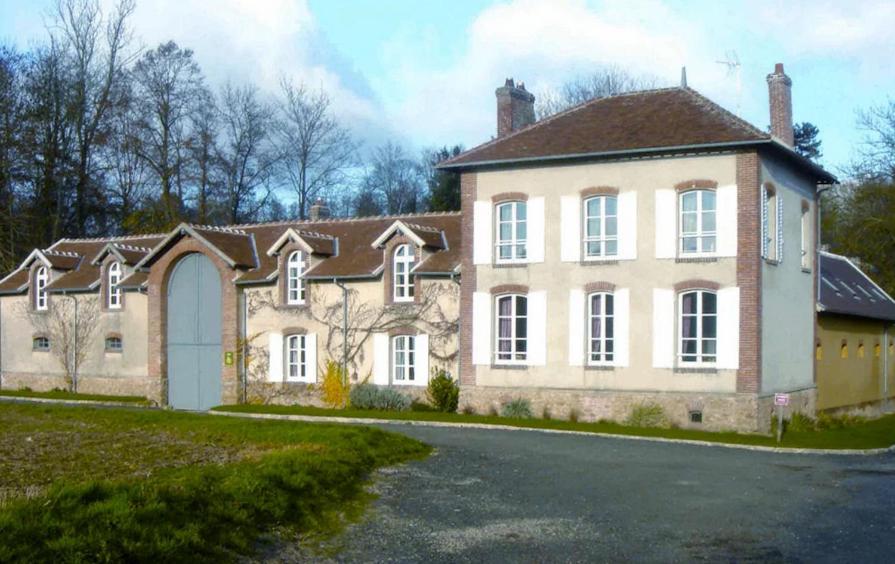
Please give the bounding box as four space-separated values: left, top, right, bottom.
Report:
496 78 535 137
309 198 330 221
766 63 793 147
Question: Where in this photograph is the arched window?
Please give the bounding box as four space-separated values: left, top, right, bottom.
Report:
840 341 849 359
583 196 618 259
34 266 48 311
392 335 416 382
815 341 823 361
105 336 123 352
800 201 811 269
679 290 717 365
495 201 527 262
286 251 305 305
285 334 306 380
32 335 50 351
495 294 527 364
679 190 716 255
393 244 415 302
108 261 122 310
588 292 614 364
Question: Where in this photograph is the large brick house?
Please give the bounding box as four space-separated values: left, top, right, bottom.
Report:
0 64 839 432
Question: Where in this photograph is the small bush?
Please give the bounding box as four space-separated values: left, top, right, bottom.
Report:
426 370 460 413
500 398 533 419
816 411 866 430
786 412 816 432
541 406 552 420
625 403 668 428
568 408 580 423
487 404 499 417
321 361 350 409
349 384 411 412
461 404 476 415
410 400 437 412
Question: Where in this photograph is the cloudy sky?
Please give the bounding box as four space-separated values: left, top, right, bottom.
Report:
2 0 894 173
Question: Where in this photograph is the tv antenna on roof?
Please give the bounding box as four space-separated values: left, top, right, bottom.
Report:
716 50 742 115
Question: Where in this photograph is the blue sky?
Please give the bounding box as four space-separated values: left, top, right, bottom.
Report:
2 0 894 175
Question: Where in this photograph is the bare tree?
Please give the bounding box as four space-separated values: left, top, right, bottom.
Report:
277 79 357 219
536 65 662 118
362 141 426 215
0 45 26 271
216 83 279 224
184 87 220 224
103 81 150 231
52 0 136 234
20 295 100 391
130 41 205 227
851 99 895 183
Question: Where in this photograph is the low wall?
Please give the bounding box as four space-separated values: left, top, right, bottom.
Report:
756 387 817 433
0 371 158 401
246 381 428 407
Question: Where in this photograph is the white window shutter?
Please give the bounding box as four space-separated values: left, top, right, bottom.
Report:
268 331 283 382
617 192 638 260
716 184 738 257
305 333 317 383
560 196 581 262
372 333 390 385
652 289 675 368
472 292 491 365
614 288 630 367
717 287 740 369
776 195 784 262
415 334 429 386
654 189 676 258
568 289 585 366
527 290 547 365
527 197 545 263
473 201 492 265
761 186 769 259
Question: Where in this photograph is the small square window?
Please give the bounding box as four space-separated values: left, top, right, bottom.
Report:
105 337 123 353
32 336 50 352
689 410 703 424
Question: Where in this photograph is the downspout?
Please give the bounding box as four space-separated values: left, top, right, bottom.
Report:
816 184 832 301
334 278 349 384
239 290 247 403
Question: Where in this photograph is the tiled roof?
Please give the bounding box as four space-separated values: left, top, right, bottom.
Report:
0 270 29 294
818 252 895 322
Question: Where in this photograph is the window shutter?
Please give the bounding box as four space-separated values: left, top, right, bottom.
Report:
416 334 430 385
776 195 784 262
567 289 585 366
560 196 581 262
651 289 675 368
372 333 390 385
716 184 738 257
527 197 545 263
617 192 638 260
527 290 547 366
761 187 769 259
614 288 630 367
654 189 676 258
473 201 492 265
305 333 318 383
268 331 283 382
472 292 491 365
717 287 740 369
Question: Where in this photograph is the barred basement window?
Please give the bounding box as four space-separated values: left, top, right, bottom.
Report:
689 410 703 424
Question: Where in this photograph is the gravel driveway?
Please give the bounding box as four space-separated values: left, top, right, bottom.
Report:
274 424 895 563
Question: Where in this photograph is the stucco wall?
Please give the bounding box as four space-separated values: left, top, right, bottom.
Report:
816 314 895 410
759 154 817 394
471 153 741 393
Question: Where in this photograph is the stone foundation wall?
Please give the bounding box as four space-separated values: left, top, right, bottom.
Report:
246 381 428 407
460 386 765 433
816 395 892 419
756 387 817 434
0 371 157 401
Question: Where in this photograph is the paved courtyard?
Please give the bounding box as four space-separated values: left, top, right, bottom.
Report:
282 424 895 563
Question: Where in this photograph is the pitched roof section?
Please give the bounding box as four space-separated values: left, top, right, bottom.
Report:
0 269 29 294
818 252 895 322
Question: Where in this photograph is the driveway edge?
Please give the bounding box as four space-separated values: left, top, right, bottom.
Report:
208 410 895 456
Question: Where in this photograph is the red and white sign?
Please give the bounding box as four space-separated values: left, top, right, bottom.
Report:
774 393 790 406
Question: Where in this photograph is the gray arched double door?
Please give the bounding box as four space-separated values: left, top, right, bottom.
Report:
167 253 222 410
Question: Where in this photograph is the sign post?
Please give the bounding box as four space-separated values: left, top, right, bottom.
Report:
774 393 790 443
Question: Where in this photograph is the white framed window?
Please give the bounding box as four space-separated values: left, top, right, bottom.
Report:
32 336 50 351
679 190 716 255
588 292 614 364
800 202 810 270
35 266 48 311
761 185 780 261
584 196 618 259
392 335 416 382
108 261 122 310
393 244 415 302
495 294 527 363
679 290 717 365
286 250 305 305
495 201 527 263
285 334 307 381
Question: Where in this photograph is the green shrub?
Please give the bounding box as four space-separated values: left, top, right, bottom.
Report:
461 404 476 415
426 370 460 413
500 398 533 419
816 411 866 430
410 400 437 412
349 384 411 411
321 361 350 408
786 412 816 432
625 403 668 428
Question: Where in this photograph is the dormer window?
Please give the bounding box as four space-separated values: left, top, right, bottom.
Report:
393 244 415 302
108 261 122 310
287 250 305 305
34 266 48 311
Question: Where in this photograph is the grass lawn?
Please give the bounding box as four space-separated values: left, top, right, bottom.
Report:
0 388 149 404
214 404 895 451
0 403 429 562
